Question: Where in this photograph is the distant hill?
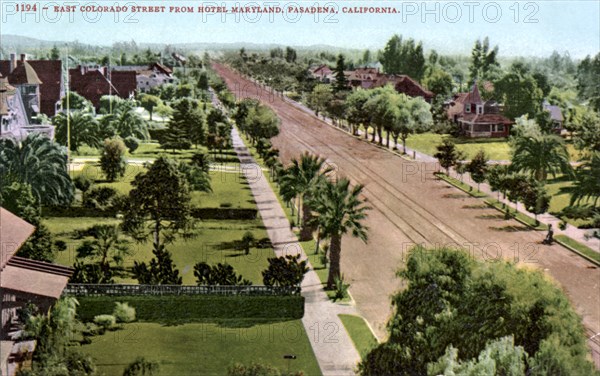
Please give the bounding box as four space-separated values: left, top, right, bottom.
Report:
1 34 359 55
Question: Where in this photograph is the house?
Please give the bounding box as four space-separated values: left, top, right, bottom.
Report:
346 67 434 102
0 207 73 375
0 54 64 118
109 71 137 100
0 77 55 142
69 66 121 109
309 64 334 82
454 83 513 138
542 100 564 133
112 63 177 93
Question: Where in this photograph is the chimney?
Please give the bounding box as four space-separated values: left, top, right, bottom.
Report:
20 54 26 62
9 53 16 73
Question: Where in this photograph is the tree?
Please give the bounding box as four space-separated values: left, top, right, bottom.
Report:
570 151 600 206
49 45 60 60
100 100 149 140
510 123 572 181
468 37 500 83
132 242 182 285
381 34 426 80
164 97 206 149
262 255 309 287
467 150 489 191
241 231 255 255
434 139 460 175
61 91 94 112
194 262 251 286
345 89 376 137
576 53 600 111
100 138 127 182
309 84 333 117
494 68 543 120
228 362 304 376
245 104 280 144
399 96 433 154
308 178 370 289
521 180 550 224
486 164 509 202
572 109 600 152
334 54 348 93
284 46 297 63
423 68 454 98
54 110 103 152
279 153 329 241
139 94 162 121
122 157 192 248
0 133 74 206
365 85 397 145
76 224 130 272
177 161 212 193
123 357 159 376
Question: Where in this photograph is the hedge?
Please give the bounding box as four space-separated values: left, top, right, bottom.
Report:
75 295 304 323
191 208 257 220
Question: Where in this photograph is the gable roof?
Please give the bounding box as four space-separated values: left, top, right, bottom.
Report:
110 71 137 99
446 92 469 119
543 102 564 122
0 60 63 116
0 207 35 270
69 67 120 108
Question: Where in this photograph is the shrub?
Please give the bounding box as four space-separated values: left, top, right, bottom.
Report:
93 314 116 330
124 136 140 154
333 274 349 301
194 262 252 286
54 240 67 252
113 302 136 323
262 255 308 287
123 357 159 376
241 231 255 255
83 186 118 210
73 174 93 196
100 138 127 182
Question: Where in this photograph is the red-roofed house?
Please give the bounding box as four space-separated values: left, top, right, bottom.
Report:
456 84 513 138
309 64 334 82
1 207 73 374
0 54 64 118
110 71 137 100
346 67 434 102
69 66 121 109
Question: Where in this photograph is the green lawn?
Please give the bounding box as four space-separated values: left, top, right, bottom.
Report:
555 235 600 264
338 314 378 359
193 170 256 209
49 218 272 285
71 163 145 195
79 321 321 376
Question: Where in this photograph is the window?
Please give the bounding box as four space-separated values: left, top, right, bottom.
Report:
477 106 483 114
492 124 504 132
465 105 471 113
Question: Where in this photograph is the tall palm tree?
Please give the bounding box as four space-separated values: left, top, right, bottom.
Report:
0 133 74 206
101 101 148 140
279 153 329 241
308 178 371 289
53 110 103 152
510 133 573 181
570 151 600 206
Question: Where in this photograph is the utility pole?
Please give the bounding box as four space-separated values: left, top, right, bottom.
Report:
65 44 70 164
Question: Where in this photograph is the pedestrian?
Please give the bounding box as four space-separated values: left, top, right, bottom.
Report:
543 224 554 245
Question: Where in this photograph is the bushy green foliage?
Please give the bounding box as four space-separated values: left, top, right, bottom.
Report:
113 302 136 323
93 314 116 329
122 357 159 376
262 255 308 287
228 362 304 376
194 262 252 286
358 246 597 376
100 138 127 182
124 136 140 153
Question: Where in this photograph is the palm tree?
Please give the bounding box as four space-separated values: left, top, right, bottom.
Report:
570 151 600 206
279 153 329 241
53 110 103 152
76 224 130 272
0 133 74 206
510 133 573 181
101 101 148 140
308 178 371 289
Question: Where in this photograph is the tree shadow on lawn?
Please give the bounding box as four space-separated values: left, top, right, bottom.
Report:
214 237 272 251
462 204 488 210
476 214 505 220
158 318 294 328
443 193 470 199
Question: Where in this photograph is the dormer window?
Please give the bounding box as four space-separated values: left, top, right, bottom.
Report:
477 105 483 114
465 105 471 113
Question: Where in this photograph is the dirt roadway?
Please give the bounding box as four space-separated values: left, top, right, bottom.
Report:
214 64 600 364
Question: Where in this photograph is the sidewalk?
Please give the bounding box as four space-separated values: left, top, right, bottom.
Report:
231 126 362 376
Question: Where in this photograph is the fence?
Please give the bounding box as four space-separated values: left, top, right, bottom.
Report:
63 284 301 297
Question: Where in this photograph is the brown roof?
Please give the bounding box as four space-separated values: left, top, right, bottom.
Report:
152 63 172 75
0 60 63 116
393 76 434 99
6 62 42 85
1 259 72 299
464 83 483 104
110 71 137 99
459 113 513 125
0 207 35 270
69 67 120 108
446 92 468 120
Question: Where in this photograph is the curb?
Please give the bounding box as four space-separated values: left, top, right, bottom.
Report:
554 237 600 268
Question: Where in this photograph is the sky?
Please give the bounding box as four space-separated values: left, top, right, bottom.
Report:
2 0 599 58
